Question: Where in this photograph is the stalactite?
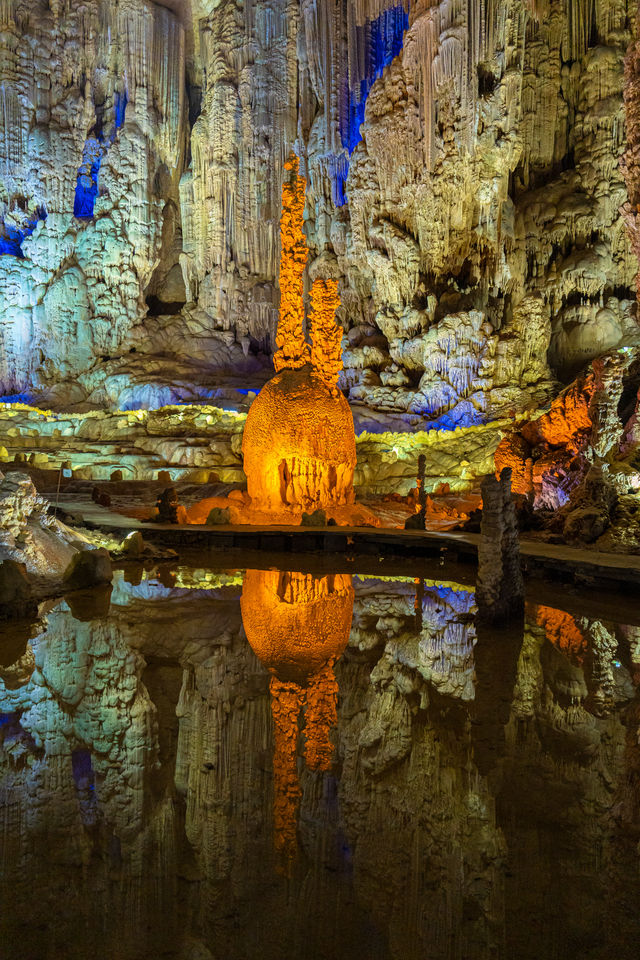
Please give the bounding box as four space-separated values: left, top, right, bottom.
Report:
621 2 640 302
404 0 512 170
273 153 311 373
309 277 343 392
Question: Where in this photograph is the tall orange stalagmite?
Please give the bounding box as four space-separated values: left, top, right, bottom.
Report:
241 569 354 867
242 155 357 519
309 277 343 393
273 154 310 373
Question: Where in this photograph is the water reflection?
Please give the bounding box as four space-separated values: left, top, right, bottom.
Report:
0 567 639 960
241 570 353 866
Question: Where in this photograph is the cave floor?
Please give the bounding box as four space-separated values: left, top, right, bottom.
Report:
60 491 640 597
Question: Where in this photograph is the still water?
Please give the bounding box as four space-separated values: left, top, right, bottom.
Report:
1 564 639 960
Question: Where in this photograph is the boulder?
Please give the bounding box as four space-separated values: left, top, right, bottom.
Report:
563 507 609 544
120 531 145 558
300 508 327 527
206 507 231 525
63 548 113 589
0 558 32 608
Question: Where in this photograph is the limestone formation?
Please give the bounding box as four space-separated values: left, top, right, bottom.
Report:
273 155 311 374
242 369 357 515
0 470 99 579
299 0 638 422
0 0 636 438
0 0 186 396
476 467 524 622
242 154 358 519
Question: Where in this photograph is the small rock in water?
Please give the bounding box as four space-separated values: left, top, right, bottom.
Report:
120 531 145 558
64 548 113 589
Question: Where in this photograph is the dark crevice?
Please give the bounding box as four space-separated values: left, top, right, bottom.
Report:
146 295 186 317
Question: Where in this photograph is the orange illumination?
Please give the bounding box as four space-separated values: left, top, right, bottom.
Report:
273 154 310 373
535 605 587 663
241 154 360 520
241 570 354 681
270 676 304 864
309 277 343 393
494 434 534 495
522 375 594 451
241 569 353 865
242 368 357 514
304 661 339 772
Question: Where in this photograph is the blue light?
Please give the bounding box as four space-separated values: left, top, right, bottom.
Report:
74 140 102 219
343 6 410 153
74 90 127 220
0 392 36 404
114 90 128 130
328 5 408 207
427 409 485 431
0 206 47 257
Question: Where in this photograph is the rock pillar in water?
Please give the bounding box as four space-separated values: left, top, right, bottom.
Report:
476 467 524 623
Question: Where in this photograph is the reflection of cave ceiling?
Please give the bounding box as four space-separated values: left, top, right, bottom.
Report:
0 0 638 422
0 572 639 960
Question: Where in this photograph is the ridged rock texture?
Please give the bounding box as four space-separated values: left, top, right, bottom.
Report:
0 0 186 399
299 0 637 424
1 0 638 420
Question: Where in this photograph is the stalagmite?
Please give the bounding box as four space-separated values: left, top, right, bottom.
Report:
309 277 344 392
242 156 357 519
273 154 311 373
476 467 524 623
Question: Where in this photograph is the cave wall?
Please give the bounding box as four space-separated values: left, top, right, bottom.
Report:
0 0 186 399
299 0 638 427
0 0 638 417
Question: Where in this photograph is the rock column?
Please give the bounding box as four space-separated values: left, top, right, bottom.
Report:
476 467 524 623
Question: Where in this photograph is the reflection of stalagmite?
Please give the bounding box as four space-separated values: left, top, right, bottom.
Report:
241 569 353 864
304 660 339 771
535 605 586 663
242 156 357 518
270 676 304 861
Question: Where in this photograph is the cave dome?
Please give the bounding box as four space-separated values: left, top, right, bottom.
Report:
241 365 356 514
